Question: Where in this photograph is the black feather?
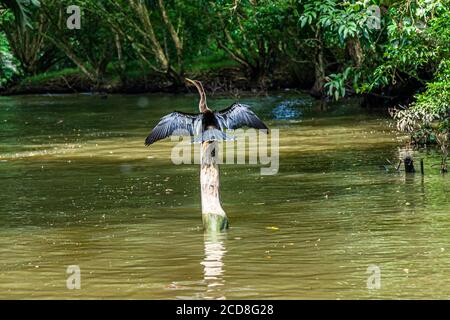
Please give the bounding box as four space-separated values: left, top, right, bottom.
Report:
145 103 268 146
214 103 268 132
145 111 202 146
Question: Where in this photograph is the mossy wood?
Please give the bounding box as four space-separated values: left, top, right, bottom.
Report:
200 140 228 232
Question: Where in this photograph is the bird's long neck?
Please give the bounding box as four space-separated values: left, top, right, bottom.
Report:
195 81 209 113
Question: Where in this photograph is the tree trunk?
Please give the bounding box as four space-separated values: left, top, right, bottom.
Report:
42 33 98 83
130 0 170 71
310 28 325 98
114 32 127 83
311 46 325 97
200 141 228 232
346 36 363 68
158 0 183 70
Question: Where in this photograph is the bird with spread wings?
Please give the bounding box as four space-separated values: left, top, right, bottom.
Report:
145 79 268 146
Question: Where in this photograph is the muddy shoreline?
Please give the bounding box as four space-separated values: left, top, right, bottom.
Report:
0 66 317 96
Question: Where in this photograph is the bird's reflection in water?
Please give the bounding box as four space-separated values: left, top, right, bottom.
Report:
200 232 227 300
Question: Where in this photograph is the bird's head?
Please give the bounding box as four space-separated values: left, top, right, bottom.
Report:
185 78 209 112
185 78 204 90
185 78 197 86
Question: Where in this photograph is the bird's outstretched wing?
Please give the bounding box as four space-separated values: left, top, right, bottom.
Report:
215 103 268 131
145 111 202 146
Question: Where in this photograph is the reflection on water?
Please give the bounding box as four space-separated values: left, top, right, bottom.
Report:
0 93 449 299
200 233 227 300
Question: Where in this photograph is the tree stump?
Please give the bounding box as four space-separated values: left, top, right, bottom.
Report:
404 155 415 173
200 141 228 232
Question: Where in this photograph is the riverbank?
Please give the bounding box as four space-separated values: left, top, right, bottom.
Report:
1 61 315 96
0 67 419 113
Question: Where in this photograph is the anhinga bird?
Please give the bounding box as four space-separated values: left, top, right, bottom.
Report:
145 78 268 146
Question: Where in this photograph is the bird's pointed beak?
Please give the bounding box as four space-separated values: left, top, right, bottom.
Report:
185 78 196 86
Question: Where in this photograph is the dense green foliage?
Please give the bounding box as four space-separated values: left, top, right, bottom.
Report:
0 30 16 86
387 2 449 164
0 1 448 132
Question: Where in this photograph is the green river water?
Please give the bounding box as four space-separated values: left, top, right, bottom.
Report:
0 93 449 299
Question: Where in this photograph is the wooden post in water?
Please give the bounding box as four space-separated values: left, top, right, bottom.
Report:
404 155 415 173
146 78 267 232
200 140 228 232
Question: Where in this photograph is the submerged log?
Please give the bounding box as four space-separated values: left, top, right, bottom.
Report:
200 141 228 232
